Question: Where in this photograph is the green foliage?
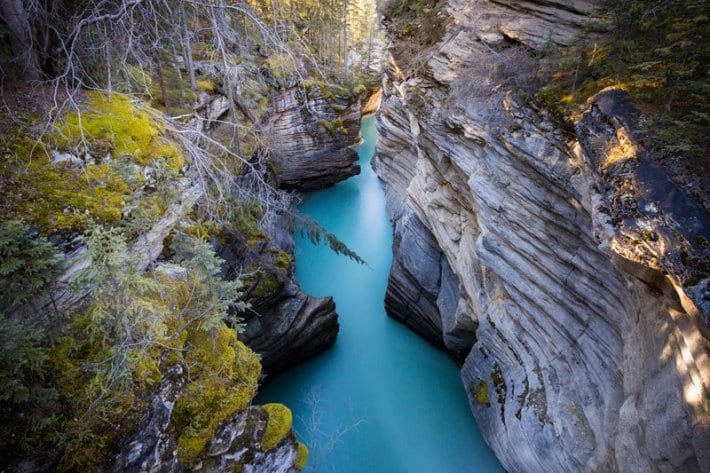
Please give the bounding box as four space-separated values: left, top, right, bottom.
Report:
539 0 709 157
260 403 293 451
0 319 55 405
232 201 268 248
171 231 248 330
291 212 365 265
0 222 60 459
0 220 63 313
0 226 256 470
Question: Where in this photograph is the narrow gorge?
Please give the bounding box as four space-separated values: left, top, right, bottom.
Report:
0 0 708 472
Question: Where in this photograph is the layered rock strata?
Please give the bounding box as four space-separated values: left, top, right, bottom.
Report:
374 1 710 471
268 87 361 191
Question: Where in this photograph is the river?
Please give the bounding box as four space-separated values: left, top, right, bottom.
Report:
258 115 503 473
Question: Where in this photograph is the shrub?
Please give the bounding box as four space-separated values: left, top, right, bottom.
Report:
538 0 709 157
0 220 63 313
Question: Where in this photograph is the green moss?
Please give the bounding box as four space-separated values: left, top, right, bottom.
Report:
264 53 298 81
317 119 335 135
0 92 185 234
174 325 261 463
352 84 367 95
274 250 293 273
0 151 129 232
57 92 184 169
196 78 218 93
133 356 161 386
233 202 268 247
185 220 222 240
249 270 282 299
261 403 293 451
295 441 309 470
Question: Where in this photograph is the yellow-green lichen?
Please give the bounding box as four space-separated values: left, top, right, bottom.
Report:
263 53 298 81
57 92 185 169
249 271 282 299
196 78 218 93
233 202 268 247
273 250 293 273
260 403 292 451
0 92 185 234
470 380 490 406
317 119 335 135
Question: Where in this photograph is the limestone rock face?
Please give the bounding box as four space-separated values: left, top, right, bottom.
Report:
242 281 339 374
375 1 710 472
267 86 362 191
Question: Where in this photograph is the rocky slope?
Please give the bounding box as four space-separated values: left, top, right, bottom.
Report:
374 1 710 471
3 55 364 469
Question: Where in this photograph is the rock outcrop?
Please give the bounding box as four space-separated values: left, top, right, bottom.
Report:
268 86 362 191
243 281 338 374
109 366 302 473
375 1 710 472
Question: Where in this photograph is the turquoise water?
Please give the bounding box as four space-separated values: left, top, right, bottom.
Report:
258 115 503 473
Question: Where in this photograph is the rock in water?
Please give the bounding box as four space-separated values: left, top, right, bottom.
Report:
242 281 339 374
267 86 362 191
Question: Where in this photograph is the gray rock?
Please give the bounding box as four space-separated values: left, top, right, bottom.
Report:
109 370 300 473
242 281 339 375
267 86 362 191
50 150 83 167
375 1 710 471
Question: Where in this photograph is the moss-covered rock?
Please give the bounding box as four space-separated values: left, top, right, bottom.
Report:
470 380 490 406
295 441 309 470
57 92 184 169
0 92 185 234
260 403 293 452
174 325 262 463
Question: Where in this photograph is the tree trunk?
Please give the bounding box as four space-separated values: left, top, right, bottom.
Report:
153 53 171 113
0 0 42 80
180 2 196 91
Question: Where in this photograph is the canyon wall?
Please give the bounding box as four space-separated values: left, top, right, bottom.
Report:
374 1 710 471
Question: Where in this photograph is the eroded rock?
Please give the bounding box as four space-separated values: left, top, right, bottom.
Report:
375 1 710 471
